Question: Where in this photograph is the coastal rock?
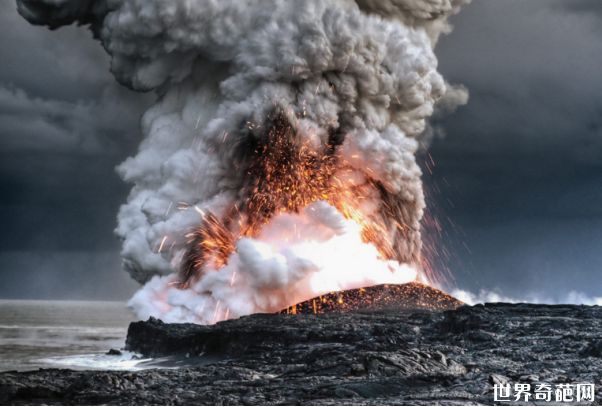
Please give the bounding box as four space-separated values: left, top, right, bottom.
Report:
2 295 602 405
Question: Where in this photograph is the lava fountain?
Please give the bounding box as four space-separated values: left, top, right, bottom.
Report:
17 0 469 324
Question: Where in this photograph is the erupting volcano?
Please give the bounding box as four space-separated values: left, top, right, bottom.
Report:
179 111 416 287
17 0 469 325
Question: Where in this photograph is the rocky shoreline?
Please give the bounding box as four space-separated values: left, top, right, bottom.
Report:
2 300 602 405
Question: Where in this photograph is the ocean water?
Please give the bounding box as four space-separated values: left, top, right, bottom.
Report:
0 300 146 372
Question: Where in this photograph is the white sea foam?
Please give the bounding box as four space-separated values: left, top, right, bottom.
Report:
36 351 152 371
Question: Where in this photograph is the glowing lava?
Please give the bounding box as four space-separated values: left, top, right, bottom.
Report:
180 112 421 287
129 199 419 324
281 282 463 315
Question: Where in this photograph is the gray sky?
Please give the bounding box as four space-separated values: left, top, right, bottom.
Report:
0 3 152 299
430 0 602 299
0 0 601 301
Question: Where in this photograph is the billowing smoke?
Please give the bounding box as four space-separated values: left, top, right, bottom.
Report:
18 0 469 324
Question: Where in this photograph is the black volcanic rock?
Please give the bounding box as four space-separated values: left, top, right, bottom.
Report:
2 302 602 405
126 283 461 358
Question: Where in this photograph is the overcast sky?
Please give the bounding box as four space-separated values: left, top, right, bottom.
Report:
0 0 601 301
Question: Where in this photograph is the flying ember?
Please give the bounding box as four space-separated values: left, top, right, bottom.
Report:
180 112 418 288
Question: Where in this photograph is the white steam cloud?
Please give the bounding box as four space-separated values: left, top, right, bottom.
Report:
18 0 469 323
452 288 602 306
131 201 417 324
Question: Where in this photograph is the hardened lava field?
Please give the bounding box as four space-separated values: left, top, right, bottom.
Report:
8 300 602 405
280 282 463 315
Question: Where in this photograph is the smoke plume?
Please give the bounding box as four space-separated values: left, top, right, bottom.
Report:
18 0 469 323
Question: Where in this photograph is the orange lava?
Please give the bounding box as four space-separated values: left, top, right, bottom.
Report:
180 111 419 286
280 282 463 314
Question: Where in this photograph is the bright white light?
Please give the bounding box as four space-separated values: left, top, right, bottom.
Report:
129 201 417 324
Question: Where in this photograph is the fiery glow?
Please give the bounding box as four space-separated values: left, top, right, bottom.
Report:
180 112 422 289
127 111 437 325
129 201 419 324
281 282 463 314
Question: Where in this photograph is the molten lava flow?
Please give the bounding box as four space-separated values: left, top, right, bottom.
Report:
281 282 463 315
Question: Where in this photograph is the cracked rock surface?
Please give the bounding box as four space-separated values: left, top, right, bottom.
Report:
2 303 602 405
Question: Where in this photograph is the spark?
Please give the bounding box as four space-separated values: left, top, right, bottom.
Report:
157 236 168 253
281 283 462 315
164 202 173 217
194 205 205 217
213 300 221 324
177 111 438 298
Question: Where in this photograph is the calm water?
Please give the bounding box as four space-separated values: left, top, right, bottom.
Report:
0 300 142 372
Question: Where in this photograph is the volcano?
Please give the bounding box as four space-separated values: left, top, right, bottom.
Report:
280 282 462 314
15 0 472 326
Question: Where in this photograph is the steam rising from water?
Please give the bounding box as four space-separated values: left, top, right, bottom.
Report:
18 0 469 324
130 201 417 324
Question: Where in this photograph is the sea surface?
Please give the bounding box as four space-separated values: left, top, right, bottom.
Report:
0 300 147 372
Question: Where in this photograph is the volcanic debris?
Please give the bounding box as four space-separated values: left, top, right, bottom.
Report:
280 282 463 315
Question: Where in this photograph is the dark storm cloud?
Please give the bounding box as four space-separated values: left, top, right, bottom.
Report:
436 0 602 162
0 84 147 153
0 6 154 154
0 5 106 101
428 0 602 299
0 5 151 299
0 251 138 300
556 0 602 15
433 0 602 216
